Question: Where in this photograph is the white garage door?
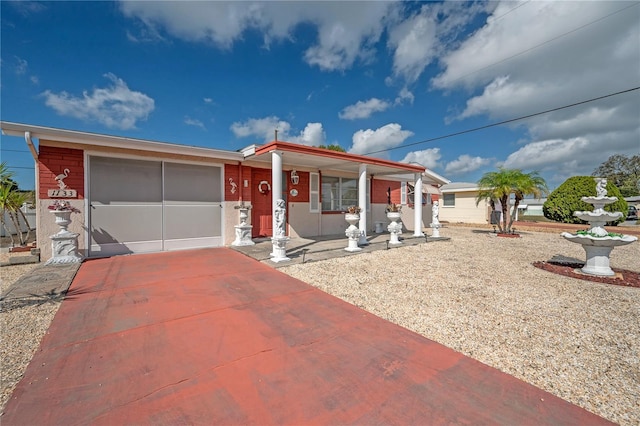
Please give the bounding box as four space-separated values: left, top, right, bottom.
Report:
89 156 222 257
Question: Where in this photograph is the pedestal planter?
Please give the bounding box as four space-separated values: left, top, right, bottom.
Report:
232 207 255 246
47 210 83 265
345 213 362 252
386 211 402 245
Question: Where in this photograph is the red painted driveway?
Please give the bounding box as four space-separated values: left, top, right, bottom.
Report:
3 248 611 425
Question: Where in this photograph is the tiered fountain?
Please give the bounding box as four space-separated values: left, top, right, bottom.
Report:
561 178 637 276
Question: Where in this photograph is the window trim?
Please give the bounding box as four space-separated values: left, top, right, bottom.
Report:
443 193 455 207
309 172 320 213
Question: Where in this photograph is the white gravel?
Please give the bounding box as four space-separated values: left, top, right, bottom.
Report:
280 226 640 425
0 254 61 412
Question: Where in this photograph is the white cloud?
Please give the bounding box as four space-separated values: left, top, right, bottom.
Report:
14 56 28 75
339 98 391 120
30 75 39 85
348 123 413 155
401 148 441 169
230 116 326 146
431 1 640 180
41 73 155 130
184 117 206 130
445 155 492 175
119 1 395 71
387 2 489 85
203 97 213 104
394 87 414 105
288 122 326 146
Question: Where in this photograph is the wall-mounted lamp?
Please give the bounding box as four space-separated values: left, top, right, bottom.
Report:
290 170 299 185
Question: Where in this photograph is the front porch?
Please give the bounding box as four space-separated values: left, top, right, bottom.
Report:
231 231 451 268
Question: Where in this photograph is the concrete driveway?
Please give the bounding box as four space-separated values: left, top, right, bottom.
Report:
2 248 612 425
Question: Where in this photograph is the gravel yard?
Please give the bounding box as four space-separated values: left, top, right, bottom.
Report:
281 226 639 425
1 226 638 424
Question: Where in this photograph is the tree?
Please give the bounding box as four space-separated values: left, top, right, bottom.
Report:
318 144 346 152
592 154 640 197
0 162 34 246
476 168 548 233
543 176 627 225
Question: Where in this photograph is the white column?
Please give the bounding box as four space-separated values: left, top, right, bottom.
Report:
414 173 424 237
272 150 283 236
358 163 369 246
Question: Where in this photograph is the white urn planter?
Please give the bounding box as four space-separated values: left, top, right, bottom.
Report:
47 209 83 265
345 213 362 252
386 211 402 245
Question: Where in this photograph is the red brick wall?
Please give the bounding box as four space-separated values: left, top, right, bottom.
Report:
39 145 84 199
372 179 402 204
289 170 309 203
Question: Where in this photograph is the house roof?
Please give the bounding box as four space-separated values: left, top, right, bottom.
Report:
440 182 479 193
1 121 245 162
249 140 427 178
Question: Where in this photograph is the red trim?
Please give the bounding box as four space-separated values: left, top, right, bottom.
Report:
254 141 425 173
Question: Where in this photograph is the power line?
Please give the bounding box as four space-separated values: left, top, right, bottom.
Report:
364 86 640 156
7 166 35 170
1 149 31 153
445 2 639 87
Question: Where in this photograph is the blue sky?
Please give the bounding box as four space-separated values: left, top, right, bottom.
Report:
2 1 639 191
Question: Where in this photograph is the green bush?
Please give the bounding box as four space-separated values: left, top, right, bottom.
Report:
543 176 628 224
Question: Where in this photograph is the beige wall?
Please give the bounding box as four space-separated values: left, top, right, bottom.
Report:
38 199 86 262
439 192 488 224
287 202 320 238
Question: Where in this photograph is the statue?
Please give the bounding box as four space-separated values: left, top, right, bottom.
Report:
274 198 286 237
432 200 440 225
596 178 607 198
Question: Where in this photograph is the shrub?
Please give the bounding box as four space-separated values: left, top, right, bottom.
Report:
543 176 627 224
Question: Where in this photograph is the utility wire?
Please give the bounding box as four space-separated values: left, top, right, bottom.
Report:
364 86 640 156
445 2 639 87
1 149 31 153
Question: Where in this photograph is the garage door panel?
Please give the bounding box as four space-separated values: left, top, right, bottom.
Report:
90 157 162 205
91 205 163 244
164 162 221 203
164 205 221 239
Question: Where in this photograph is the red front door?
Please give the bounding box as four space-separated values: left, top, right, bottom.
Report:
252 169 272 237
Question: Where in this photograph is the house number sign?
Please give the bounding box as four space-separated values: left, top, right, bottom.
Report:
48 168 77 198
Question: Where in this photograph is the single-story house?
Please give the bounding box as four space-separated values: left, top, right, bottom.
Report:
1 122 450 260
438 182 490 224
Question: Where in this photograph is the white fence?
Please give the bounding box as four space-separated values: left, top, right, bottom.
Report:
1 203 36 237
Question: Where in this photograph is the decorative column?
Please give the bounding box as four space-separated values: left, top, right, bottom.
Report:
271 198 290 262
413 173 424 237
271 150 289 259
47 208 83 265
358 163 369 246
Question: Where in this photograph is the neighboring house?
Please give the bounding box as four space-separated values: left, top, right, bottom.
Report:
1 122 450 260
438 182 490 224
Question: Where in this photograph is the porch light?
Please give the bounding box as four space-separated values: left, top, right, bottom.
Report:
290 170 299 185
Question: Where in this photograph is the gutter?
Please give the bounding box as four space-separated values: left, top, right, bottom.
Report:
24 131 38 160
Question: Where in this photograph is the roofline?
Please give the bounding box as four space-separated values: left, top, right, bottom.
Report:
1 121 244 162
440 185 479 193
253 141 426 173
422 169 450 185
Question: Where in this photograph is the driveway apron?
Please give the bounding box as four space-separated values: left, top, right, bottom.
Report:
3 248 611 425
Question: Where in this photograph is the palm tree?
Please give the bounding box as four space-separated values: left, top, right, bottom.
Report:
0 162 34 246
476 168 548 233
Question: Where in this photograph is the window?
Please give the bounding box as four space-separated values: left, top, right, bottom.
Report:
407 183 429 205
443 193 455 207
320 176 362 211
309 173 319 212
401 182 407 205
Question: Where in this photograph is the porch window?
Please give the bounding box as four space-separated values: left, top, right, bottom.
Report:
309 173 320 213
407 183 429 205
321 176 367 211
401 182 407 205
443 193 455 206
